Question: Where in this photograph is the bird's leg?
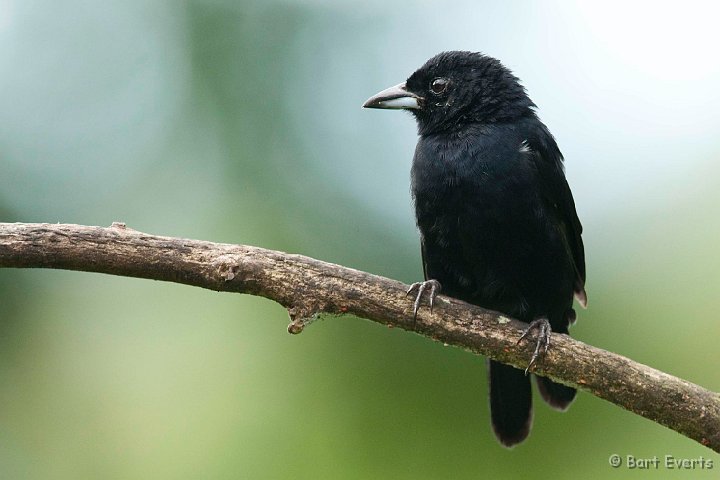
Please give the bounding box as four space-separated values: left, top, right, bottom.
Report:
406 279 442 322
516 317 551 374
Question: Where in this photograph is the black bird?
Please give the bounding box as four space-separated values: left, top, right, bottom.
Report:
363 51 586 447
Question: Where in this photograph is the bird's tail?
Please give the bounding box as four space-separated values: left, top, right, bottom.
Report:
488 360 532 447
535 376 576 410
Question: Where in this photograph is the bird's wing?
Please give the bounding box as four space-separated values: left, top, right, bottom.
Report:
527 127 587 307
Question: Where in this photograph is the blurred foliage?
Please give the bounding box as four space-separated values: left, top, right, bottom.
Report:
1 1 719 478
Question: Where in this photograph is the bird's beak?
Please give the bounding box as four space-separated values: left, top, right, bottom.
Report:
362 82 422 110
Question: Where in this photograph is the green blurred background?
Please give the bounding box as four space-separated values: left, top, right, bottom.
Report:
1 1 719 478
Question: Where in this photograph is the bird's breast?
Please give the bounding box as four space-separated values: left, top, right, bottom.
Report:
410 129 572 315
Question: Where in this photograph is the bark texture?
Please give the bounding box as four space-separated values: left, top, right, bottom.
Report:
1 222 718 451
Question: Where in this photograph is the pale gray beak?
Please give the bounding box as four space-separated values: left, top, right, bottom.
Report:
362 82 422 110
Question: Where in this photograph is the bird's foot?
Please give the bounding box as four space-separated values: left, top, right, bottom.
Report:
517 317 551 374
406 279 442 321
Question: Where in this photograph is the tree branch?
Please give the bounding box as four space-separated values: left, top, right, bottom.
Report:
1 222 718 451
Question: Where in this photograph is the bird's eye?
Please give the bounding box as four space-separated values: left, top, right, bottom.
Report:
430 78 448 95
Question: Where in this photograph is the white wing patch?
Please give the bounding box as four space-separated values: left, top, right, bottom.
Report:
519 139 532 154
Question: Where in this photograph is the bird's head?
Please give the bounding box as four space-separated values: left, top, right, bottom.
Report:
363 51 535 135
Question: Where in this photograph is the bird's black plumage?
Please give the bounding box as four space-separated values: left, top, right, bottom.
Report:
364 51 586 447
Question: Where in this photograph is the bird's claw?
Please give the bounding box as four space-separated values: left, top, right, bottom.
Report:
517 318 551 374
406 279 442 321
